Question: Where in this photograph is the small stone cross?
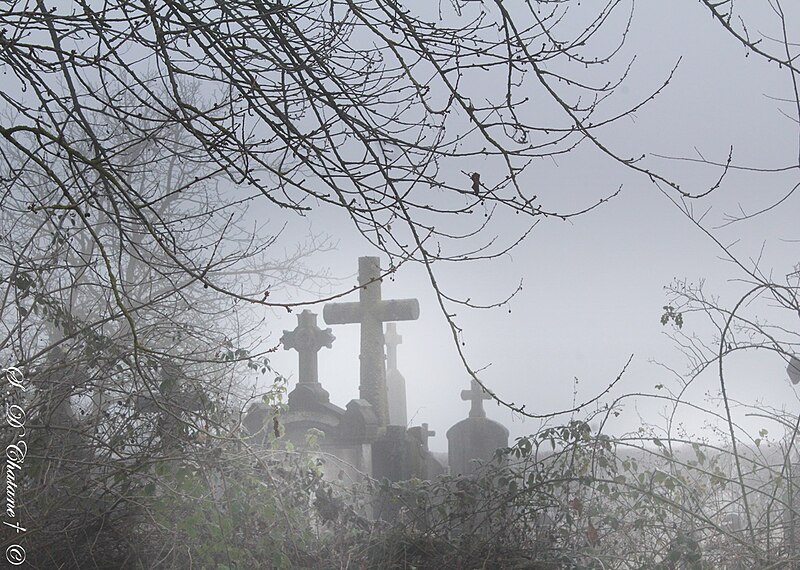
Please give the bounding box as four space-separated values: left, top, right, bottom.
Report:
420 422 435 451
384 323 402 371
281 310 334 385
409 422 436 451
461 378 491 418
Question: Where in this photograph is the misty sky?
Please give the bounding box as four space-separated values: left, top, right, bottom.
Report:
258 1 800 453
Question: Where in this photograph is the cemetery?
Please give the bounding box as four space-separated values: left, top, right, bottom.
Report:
1 1 800 568
244 256 508 488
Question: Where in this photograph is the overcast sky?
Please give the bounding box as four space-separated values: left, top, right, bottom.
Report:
258 0 800 453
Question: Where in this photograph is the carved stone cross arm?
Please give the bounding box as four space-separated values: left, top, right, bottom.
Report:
323 299 420 325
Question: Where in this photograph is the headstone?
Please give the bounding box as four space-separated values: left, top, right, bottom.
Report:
408 422 435 452
447 379 509 476
32 348 92 468
37 348 79 427
244 311 341 447
335 399 380 476
409 422 446 479
384 323 408 426
338 399 380 443
242 402 271 440
324 257 419 427
373 425 425 483
281 309 335 405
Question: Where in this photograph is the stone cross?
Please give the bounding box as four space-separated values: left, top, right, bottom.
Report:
461 378 492 419
324 257 419 427
409 422 436 451
281 310 334 385
384 322 408 426
384 323 402 371
419 423 435 451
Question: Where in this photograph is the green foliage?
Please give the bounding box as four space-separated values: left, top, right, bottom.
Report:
16 391 800 569
321 418 796 569
142 455 316 568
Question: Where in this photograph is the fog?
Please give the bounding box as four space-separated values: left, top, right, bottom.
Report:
5 1 800 566
262 0 800 452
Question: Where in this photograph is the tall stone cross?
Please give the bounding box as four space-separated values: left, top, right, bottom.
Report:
384 323 402 371
461 378 492 419
281 310 334 385
384 322 408 425
323 257 419 427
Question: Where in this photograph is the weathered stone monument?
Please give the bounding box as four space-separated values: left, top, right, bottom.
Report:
447 378 509 476
373 425 426 482
281 309 335 407
323 256 419 427
245 309 347 451
409 422 446 478
276 310 355 453
408 422 435 453
245 257 434 486
322 256 452 488
245 310 381 479
384 323 408 427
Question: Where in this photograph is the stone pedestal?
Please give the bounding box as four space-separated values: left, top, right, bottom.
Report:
287 382 331 408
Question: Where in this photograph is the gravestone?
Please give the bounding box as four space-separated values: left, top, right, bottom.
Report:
275 309 343 446
408 422 435 453
245 310 343 447
409 422 446 478
371 424 428 520
245 307 385 484
373 425 425 483
384 323 408 426
323 257 419 427
447 379 509 476
150 361 203 448
335 399 380 477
